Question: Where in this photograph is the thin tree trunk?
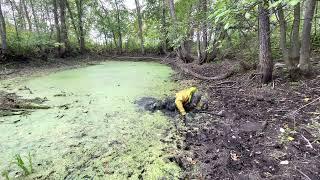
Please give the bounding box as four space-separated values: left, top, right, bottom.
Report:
277 6 290 67
299 0 316 74
16 0 27 30
45 4 54 39
135 0 145 54
314 1 318 37
259 1 273 84
160 0 168 54
66 0 80 45
29 0 39 33
290 3 300 65
197 30 201 60
201 0 208 64
76 0 85 53
9 0 20 39
114 0 122 54
0 0 7 51
103 32 108 47
21 0 32 31
59 0 69 56
52 0 61 56
112 31 117 49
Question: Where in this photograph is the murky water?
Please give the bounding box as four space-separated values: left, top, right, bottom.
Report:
0 61 180 179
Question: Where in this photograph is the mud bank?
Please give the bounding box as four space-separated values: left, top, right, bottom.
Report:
0 61 181 179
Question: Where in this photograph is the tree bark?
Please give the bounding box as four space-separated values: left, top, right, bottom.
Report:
9 0 20 39
160 0 168 54
66 0 80 45
259 1 273 84
200 0 208 64
21 0 32 31
75 0 85 53
290 3 300 65
135 0 145 54
0 0 7 51
277 6 291 67
114 0 122 54
59 0 69 56
197 29 201 60
299 0 316 75
29 0 40 33
17 0 27 30
52 0 61 56
45 4 54 39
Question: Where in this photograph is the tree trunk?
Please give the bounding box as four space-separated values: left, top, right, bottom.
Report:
66 0 80 45
299 0 316 75
114 0 122 54
200 0 208 64
168 0 193 63
45 4 54 39
160 0 168 54
52 0 61 56
277 6 291 67
168 0 177 23
135 0 145 54
314 1 318 37
21 0 32 31
259 1 273 84
59 0 69 56
290 3 300 65
0 0 7 51
17 0 27 30
29 0 39 33
76 0 85 53
9 0 20 39
197 29 201 60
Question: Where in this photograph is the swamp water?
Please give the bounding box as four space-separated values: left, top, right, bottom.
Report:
0 61 181 179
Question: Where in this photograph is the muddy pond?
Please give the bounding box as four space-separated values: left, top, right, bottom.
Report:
0 61 181 179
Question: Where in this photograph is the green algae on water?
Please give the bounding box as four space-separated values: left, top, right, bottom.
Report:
0 61 180 179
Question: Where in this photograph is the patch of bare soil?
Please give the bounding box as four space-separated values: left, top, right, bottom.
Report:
172 60 320 179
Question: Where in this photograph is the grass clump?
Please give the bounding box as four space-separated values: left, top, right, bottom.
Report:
13 153 34 176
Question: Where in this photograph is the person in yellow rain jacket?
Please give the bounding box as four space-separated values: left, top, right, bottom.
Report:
175 87 198 116
143 87 208 124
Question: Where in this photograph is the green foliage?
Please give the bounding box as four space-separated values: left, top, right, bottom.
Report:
1 170 10 180
14 154 31 175
6 25 56 56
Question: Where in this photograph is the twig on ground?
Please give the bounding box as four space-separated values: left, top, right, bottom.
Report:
296 168 312 180
301 134 313 149
287 97 320 118
198 111 225 117
214 81 237 86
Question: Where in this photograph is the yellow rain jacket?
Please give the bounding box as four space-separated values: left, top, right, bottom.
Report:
175 87 197 115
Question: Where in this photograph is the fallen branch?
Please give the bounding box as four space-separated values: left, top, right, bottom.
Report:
214 81 237 86
176 63 235 81
296 168 312 180
301 134 313 149
198 110 225 117
288 97 320 117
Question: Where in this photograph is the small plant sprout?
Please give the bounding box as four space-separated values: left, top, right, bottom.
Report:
27 152 33 173
13 153 34 176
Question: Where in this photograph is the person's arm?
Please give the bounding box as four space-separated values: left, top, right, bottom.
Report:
175 99 186 115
